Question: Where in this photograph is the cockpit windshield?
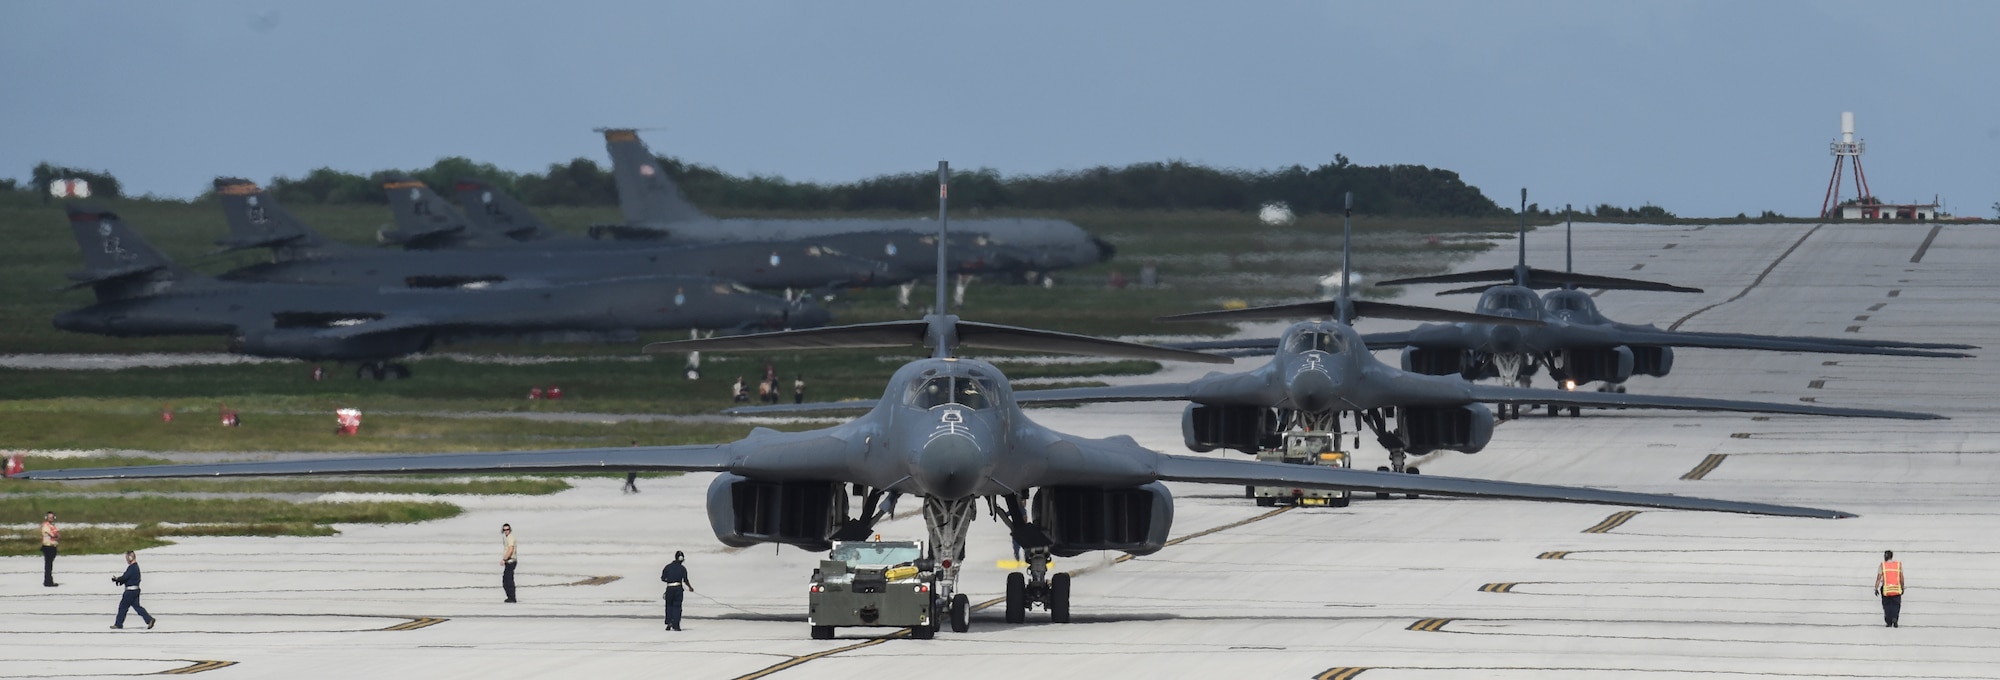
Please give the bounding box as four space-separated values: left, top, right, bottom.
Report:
1545 294 1594 315
830 541 924 567
1288 329 1346 354
908 375 994 409
1479 291 1536 314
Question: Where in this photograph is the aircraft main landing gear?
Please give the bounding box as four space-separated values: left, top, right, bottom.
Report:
1002 546 1071 624
355 362 411 380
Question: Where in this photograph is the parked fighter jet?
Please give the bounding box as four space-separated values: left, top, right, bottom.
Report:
56 206 825 378
589 129 1113 286
1364 194 1972 412
22 169 1855 640
213 179 889 292
995 194 1942 478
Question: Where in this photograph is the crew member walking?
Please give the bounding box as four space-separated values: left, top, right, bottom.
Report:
1876 550 1905 627
500 524 518 603
793 375 806 404
661 551 693 631
110 551 156 630
41 511 60 587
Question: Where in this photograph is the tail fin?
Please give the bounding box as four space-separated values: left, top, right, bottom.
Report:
601 128 707 225
378 174 476 249
451 178 561 241
64 205 192 301
213 178 331 257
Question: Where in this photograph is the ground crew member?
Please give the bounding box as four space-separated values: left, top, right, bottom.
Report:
501 524 518 603
793 374 806 404
731 377 749 403
110 551 156 630
1876 550 1905 627
661 551 693 631
41 511 60 587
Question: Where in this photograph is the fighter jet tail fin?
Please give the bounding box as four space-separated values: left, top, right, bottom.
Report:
63 205 199 301
378 175 475 249
1156 299 1542 327
451 178 562 241
211 178 333 258
601 128 708 225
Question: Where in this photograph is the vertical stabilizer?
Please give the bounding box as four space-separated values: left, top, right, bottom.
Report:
64 205 195 301
601 128 708 225
379 175 477 249
452 178 563 241
213 178 335 259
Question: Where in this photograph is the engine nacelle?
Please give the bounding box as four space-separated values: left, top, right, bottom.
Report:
1182 404 1278 454
1030 483 1174 557
228 327 431 362
705 473 848 552
1400 404 1495 455
1630 345 1673 377
1548 346 1635 385
1401 346 1469 377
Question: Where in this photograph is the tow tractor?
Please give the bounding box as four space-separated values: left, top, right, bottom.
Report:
808 538 954 639
1250 431 1352 507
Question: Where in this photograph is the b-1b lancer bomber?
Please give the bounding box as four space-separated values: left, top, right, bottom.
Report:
1364 194 1973 413
23 167 1857 641
55 206 825 378
590 129 1115 287
1005 195 1944 478
215 178 890 292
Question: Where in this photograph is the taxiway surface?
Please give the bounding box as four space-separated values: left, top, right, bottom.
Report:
4 221 1995 679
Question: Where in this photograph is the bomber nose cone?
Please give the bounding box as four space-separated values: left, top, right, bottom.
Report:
914 434 985 499
1287 367 1338 412
1489 324 1525 355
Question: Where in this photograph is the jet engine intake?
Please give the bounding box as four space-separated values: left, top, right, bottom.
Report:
706 473 848 552
1183 404 1279 454
1399 404 1495 454
1030 483 1173 557
1548 346 1635 385
1402 347 1470 377
1629 345 1673 377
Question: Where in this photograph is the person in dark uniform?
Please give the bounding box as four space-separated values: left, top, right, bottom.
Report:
661 551 693 631
110 551 156 630
500 524 518 603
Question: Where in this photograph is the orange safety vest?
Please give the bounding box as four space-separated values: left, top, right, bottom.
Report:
1879 561 1904 596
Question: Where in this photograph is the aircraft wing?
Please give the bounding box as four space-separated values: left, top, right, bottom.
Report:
1013 382 1196 405
1359 324 1480 351
1165 338 1281 353
1581 327 1971 358
723 400 878 416
645 319 1232 364
1607 322 1978 351
1152 454 1850 518
1462 384 1944 420
15 445 733 481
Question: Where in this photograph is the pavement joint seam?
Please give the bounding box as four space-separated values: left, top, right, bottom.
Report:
1669 224 1823 331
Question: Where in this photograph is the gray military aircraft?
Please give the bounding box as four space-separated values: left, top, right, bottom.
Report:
1361 194 1972 414
987 194 1943 479
22 169 1856 640
589 129 1113 286
213 178 890 292
56 205 825 378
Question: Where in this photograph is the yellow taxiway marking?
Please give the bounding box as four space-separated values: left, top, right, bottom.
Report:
1406 618 1453 632
381 617 448 632
1477 582 1518 593
1582 510 1641 534
732 636 901 680
1536 551 1569 560
569 575 623 586
157 660 238 675
1680 454 1728 481
1314 667 1370 680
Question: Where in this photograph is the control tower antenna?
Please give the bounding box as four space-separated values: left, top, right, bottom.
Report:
1819 111 1872 218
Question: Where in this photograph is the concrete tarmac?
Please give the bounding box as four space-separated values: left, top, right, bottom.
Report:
4 222 1995 678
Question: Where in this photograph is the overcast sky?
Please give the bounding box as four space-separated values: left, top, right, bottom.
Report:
4 1 1994 217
